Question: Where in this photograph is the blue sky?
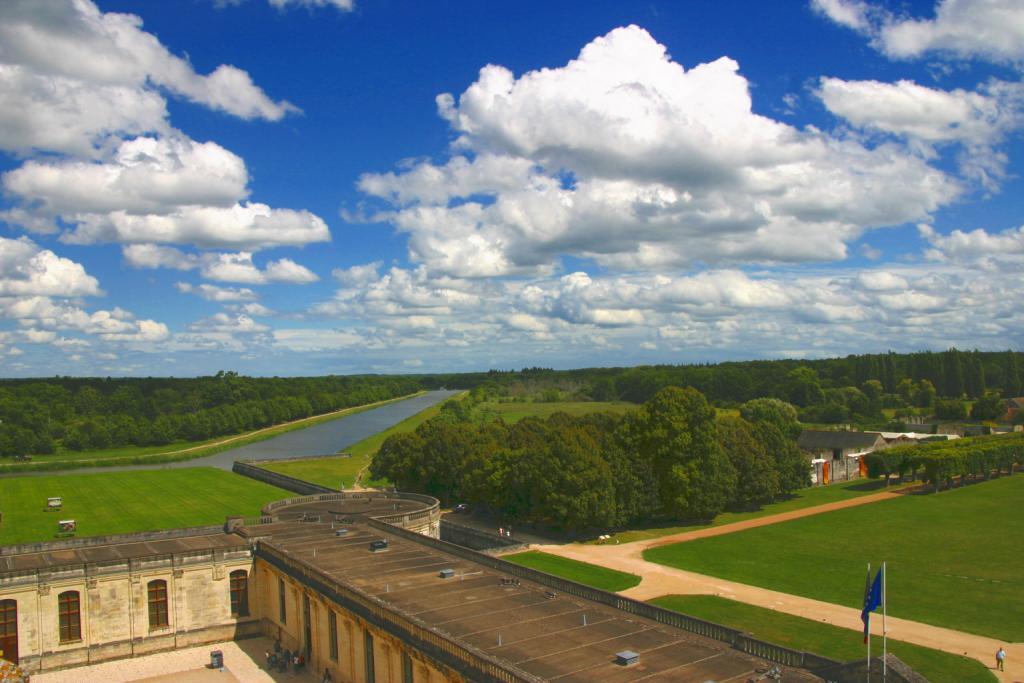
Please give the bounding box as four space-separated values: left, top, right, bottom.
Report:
1 0 1022 377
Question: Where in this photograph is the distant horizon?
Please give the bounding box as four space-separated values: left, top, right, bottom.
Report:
1 346 1019 381
1 1 1022 377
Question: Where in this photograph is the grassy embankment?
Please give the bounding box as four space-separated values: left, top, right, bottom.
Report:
500 550 641 592
650 595 995 683
259 391 468 488
0 468 290 545
645 474 1024 641
595 477 898 544
0 392 424 474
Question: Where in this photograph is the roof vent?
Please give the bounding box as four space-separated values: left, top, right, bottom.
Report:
438 568 455 579
615 650 639 666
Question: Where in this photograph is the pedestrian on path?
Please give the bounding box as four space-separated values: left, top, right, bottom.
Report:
996 646 1006 671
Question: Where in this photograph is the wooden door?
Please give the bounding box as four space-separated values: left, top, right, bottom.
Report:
0 599 17 664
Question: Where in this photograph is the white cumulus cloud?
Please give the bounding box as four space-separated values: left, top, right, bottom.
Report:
357 25 959 277
0 0 296 157
0 236 101 297
813 0 1024 65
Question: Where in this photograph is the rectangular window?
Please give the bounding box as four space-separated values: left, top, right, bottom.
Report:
364 630 375 683
147 580 169 628
328 611 338 661
402 652 413 683
58 591 81 642
278 578 286 624
229 570 249 617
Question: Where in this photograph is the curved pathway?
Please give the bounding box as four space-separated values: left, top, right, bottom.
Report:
532 490 1021 682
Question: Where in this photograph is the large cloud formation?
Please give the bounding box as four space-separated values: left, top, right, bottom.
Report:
0 1 328 252
359 26 959 278
0 0 296 157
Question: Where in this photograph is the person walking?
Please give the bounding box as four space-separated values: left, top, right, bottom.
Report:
996 646 1006 671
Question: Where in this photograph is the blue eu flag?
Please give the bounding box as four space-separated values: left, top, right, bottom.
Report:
861 567 882 643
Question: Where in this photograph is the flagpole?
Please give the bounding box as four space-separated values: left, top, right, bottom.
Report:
866 562 871 683
882 562 887 679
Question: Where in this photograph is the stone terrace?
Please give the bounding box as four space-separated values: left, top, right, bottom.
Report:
241 499 824 683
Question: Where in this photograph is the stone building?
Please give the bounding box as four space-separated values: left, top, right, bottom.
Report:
797 430 886 485
1 487 914 682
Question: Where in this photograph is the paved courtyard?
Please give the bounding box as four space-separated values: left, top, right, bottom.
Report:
32 637 319 683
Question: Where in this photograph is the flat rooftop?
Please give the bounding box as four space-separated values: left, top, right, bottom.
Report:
0 533 247 573
246 500 823 683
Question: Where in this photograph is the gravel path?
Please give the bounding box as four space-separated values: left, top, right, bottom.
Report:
530 489 1022 682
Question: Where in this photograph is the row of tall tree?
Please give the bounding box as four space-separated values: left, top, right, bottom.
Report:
865 432 1022 489
0 373 422 456
424 349 1023 406
371 388 809 531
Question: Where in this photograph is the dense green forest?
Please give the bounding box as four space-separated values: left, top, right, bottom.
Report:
371 388 810 530
425 349 1022 405
426 349 1024 426
0 372 421 457
2 348 1020 457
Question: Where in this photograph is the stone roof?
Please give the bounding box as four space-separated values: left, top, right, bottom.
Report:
797 430 883 451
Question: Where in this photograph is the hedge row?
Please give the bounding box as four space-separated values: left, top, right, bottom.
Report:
865 432 1023 488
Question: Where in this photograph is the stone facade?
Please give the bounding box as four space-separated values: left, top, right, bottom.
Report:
256 559 461 683
0 543 259 673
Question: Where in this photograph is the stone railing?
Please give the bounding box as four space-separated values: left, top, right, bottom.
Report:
260 490 439 520
439 520 526 552
232 460 335 495
258 543 544 683
0 545 253 588
368 519 843 674
0 524 228 557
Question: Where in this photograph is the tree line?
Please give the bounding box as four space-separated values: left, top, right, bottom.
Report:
424 349 1023 426
0 372 422 457
371 388 810 531
865 432 1023 490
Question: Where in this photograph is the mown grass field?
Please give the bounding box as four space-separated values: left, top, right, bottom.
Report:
0 392 423 474
645 475 1024 640
0 468 290 545
650 595 995 683
260 392 467 488
485 400 636 423
501 550 641 591
598 478 894 544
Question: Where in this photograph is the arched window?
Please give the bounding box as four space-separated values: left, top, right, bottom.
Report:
0 599 18 663
229 570 249 617
147 580 169 629
57 591 81 642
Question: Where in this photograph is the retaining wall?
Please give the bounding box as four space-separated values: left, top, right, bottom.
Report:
231 460 335 495
440 520 527 553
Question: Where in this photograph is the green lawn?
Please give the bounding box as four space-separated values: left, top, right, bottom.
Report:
259 391 467 488
501 550 641 592
645 475 1024 640
598 478 894 544
0 468 290 545
650 595 995 683
487 401 636 423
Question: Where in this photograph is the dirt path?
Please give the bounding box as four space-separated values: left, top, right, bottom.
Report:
530 490 1021 682
637 489 903 550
